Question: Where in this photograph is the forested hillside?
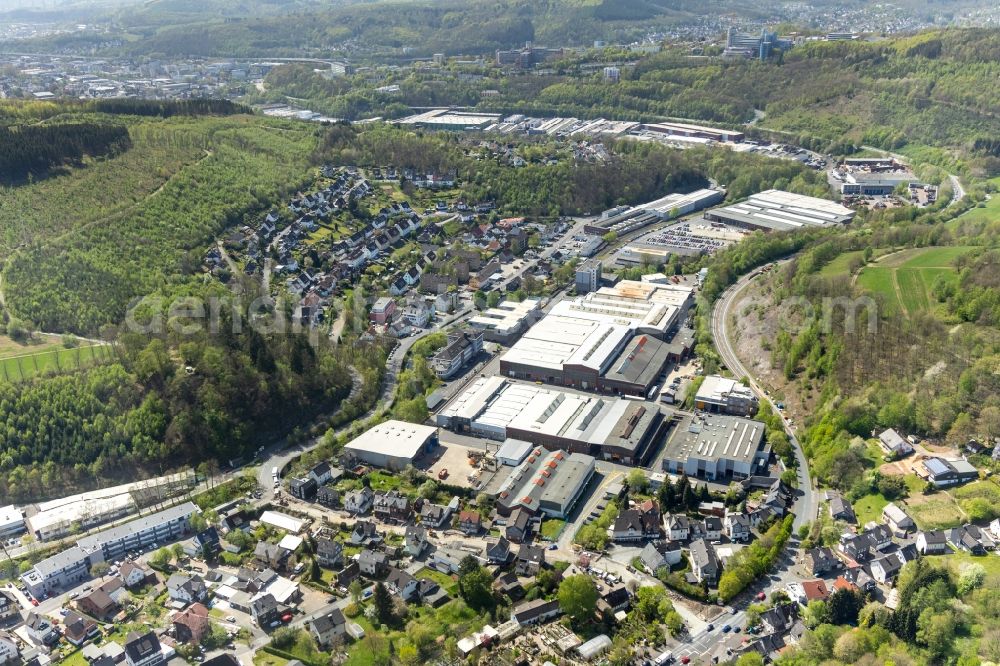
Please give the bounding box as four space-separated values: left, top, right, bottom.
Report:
258 28 1000 178
318 123 830 218
0 0 758 58
1 111 321 334
0 289 384 502
0 123 131 183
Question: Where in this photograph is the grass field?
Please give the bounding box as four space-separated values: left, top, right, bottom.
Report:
818 250 865 278
853 492 890 526
0 342 112 382
903 493 966 530
856 246 975 317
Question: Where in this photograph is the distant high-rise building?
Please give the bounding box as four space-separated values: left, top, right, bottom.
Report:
603 66 620 83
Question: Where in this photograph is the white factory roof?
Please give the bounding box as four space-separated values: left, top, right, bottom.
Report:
27 471 194 535
468 298 540 335
500 280 691 372
398 109 501 127
713 190 855 230
0 505 24 531
695 375 754 404
640 188 723 215
344 420 438 460
495 439 534 465
259 511 306 534
449 378 637 447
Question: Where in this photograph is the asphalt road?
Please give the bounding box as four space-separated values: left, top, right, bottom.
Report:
710 263 817 533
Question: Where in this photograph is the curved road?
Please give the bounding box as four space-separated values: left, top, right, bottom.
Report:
710 265 818 532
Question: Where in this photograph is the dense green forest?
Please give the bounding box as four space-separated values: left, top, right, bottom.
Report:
773 557 1000 665
0 122 131 182
0 286 386 502
318 123 829 218
1 111 321 334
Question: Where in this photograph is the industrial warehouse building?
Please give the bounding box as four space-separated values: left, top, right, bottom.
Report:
438 377 668 465
467 298 542 344
397 109 502 130
585 189 725 237
660 413 770 481
343 420 438 470
704 190 855 232
494 447 595 518
693 375 759 416
498 281 691 395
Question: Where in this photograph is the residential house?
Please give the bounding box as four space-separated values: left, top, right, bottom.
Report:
871 552 907 585
172 603 210 644
62 611 99 646
124 631 164 666
166 574 208 605
385 568 421 602
922 457 980 488
702 516 723 541
370 297 397 325
459 511 482 535
289 478 318 501
759 603 799 635
310 609 347 649
724 513 751 542
350 522 383 548
338 562 361 588
344 488 374 515
308 462 334 486
486 537 512 565
0 591 20 625
254 542 291 571
184 527 221 560
431 328 484 379
316 537 344 569
251 594 280 628
844 565 877 593
639 540 682 573
511 599 562 627
420 503 452 529
664 515 690 542
316 486 339 509
839 525 893 562
612 509 646 544
494 572 525 601
0 632 18 666
119 561 152 590
613 500 661 543
358 549 389 578
878 429 914 458
505 508 533 544
689 539 720 585
25 613 59 645
599 585 631 615
828 494 857 524
916 530 948 555
949 524 996 554
801 579 830 602
373 491 411 524
77 588 119 621
802 547 839 577
515 545 545 576
882 503 915 536
404 526 429 557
